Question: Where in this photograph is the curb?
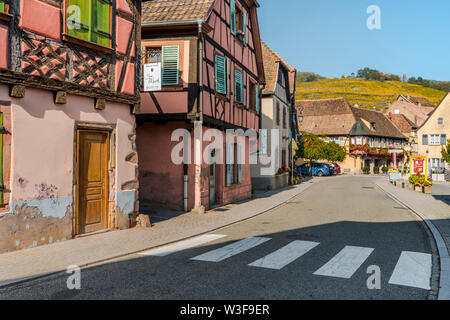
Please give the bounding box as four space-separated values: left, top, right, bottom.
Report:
375 182 450 300
0 181 316 289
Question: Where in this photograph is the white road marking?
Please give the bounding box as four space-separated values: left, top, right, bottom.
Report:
388 251 431 290
191 237 271 262
138 234 227 257
248 240 320 270
313 246 374 279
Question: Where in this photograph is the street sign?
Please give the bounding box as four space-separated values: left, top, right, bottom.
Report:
143 63 161 91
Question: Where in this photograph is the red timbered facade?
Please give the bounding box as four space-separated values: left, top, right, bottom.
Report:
138 0 265 211
0 0 141 253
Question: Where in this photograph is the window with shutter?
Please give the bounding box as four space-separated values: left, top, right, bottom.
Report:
66 0 111 48
0 0 6 13
441 134 447 145
215 55 227 95
226 143 234 186
230 0 236 35
243 12 247 46
422 134 428 145
237 143 242 184
162 45 180 86
255 84 260 113
234 70 243 104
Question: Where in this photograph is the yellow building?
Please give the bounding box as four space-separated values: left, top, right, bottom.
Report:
416 92 450 176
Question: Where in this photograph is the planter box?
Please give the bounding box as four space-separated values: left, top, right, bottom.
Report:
274 172 289 189
414 185 422 192
422 186 432 194
432 173 445 182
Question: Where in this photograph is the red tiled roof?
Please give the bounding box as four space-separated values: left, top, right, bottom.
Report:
296 98 406 139
261 41 296 95
142 0 215 23
388 114 417 136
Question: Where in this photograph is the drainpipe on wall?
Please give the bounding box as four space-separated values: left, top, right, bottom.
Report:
184 164 188 212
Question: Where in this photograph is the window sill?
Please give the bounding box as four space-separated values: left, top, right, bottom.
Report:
0 12 12 23
63 34 113 55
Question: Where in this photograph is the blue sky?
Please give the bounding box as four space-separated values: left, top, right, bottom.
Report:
258 0 450 81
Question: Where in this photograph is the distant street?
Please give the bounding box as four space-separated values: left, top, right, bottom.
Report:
0 176 435 300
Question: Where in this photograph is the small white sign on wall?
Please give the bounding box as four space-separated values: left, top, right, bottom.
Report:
143 63 161 91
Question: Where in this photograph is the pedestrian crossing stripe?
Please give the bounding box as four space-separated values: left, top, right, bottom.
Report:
388 251 431 290
249 240 319 270
190 237 271 262
313 246 375 279
138 234 227 257
141 235 432 291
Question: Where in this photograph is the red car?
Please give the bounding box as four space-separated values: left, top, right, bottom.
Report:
327 163 341 174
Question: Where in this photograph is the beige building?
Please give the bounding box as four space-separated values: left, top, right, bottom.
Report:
251 42 296 190
386 95 435 127
296 98 408 174
416 92 450 176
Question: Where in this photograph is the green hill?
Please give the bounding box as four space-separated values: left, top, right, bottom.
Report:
295 78 447 110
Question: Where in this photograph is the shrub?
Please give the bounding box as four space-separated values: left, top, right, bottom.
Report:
381 166 389 173
362 166 370 174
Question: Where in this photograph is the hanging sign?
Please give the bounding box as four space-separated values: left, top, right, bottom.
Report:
143 63 161 91
410 156 427 177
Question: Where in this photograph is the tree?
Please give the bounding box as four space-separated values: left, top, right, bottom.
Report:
295 134 347 176
323 142 347 162
295 133 326 176
442 139 450 163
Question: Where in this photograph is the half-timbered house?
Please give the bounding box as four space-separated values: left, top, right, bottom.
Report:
137 0 265 211
0 0 141 253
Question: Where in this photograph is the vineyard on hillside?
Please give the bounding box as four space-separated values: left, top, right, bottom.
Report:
295 79 447 110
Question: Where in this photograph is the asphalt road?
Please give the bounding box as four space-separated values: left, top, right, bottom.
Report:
0 176 436 300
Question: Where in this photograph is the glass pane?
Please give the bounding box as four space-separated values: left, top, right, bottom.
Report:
147 48 162 63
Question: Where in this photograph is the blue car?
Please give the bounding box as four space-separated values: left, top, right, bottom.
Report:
297 162 332 176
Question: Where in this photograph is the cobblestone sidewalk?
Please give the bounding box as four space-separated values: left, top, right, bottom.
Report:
0 181 316 286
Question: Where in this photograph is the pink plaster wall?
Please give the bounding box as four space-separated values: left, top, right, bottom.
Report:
136 122 186 209
0 24 7 70
0 86 136 204
140 91 188 114
19 0 61 40
137 122 252 211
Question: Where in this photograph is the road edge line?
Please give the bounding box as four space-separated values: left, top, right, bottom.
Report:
375 182 450 300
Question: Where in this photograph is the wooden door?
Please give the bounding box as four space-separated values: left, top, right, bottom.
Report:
77 130 109 234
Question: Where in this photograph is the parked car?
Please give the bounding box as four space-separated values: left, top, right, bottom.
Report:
297 162 332 177
327 162 341 174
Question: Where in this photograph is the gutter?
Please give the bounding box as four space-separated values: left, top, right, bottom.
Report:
142 20 204 28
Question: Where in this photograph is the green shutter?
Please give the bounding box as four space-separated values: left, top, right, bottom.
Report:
67 0 92 43
0 1 5 13
255 84 259 112
162 45 180 86
215 55 227 95
243 12 247 46
230 0 236 35
237 143 242 184
0 113 3 205
92 0 111 47
234 70 243 103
